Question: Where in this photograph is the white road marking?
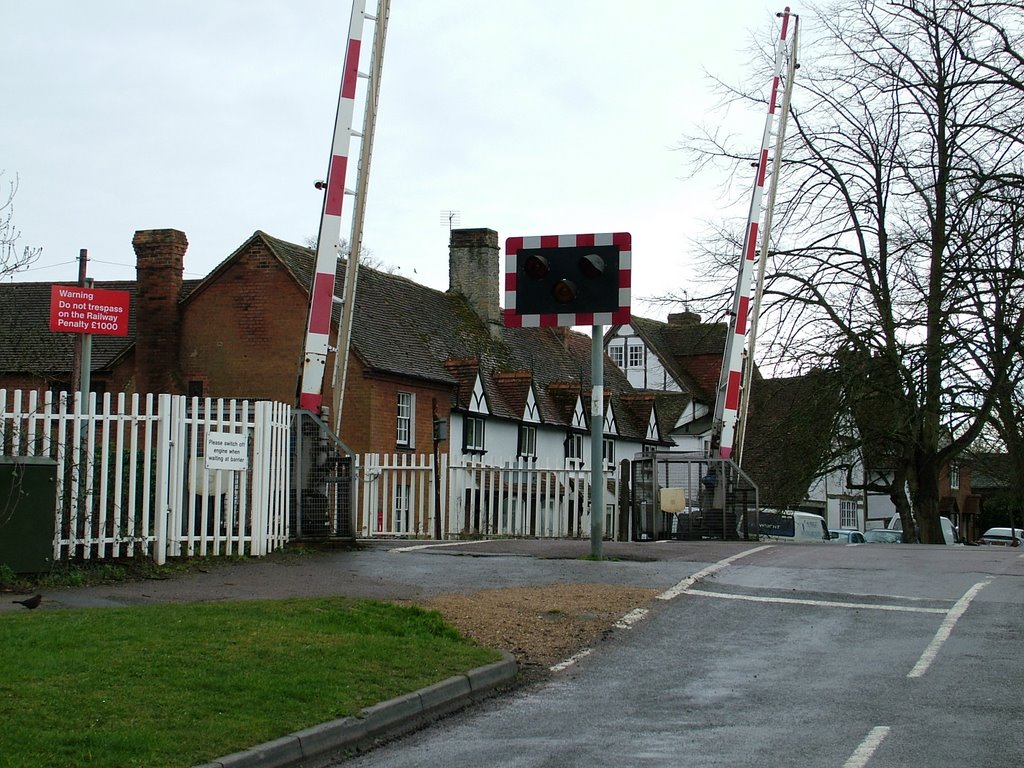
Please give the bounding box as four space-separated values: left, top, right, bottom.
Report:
549 648 592 672
552 608 652 672
657 545 774 600
389 541 480 553
844 726 890 768
684 589 947 614
614 608 649 629
907 580 990 678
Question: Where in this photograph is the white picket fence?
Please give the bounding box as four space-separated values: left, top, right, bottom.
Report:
357 454 621 540
2 387 623 565
0 389 291 564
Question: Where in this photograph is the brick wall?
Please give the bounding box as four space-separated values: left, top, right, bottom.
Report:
341 358 453 456
0 374 54 398
179 238 310 403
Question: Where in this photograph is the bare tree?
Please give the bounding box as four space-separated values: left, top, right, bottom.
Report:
679 1 1024 542
303 235 396 274
1 172 41 278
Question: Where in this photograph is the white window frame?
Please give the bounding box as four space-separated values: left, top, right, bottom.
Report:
839 498 858 529
396 392 415 448
464 416 486 453
603 438 615 468
609 344 624 368
394 483 411 534
518 424 537 459
566 432 585 462
627 344 644 368
949 462 960 491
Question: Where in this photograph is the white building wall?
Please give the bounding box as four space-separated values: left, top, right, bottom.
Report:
607 325 681 392
866 491 897 527
447 412 639 470
805 459 869 531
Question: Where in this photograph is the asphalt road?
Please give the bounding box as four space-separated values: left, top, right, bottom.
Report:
10 538 1023 766
321 540 1024 768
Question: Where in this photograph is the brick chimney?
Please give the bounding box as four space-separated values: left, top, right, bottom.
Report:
449 228 500 326
132 229 187 395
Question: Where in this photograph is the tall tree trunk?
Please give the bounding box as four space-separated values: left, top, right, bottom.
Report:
913 448 943 544
891 463 916 542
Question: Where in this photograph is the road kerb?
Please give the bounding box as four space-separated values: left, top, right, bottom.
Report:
195 651 517 768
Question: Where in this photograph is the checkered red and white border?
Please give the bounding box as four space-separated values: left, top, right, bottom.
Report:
503 232 631 328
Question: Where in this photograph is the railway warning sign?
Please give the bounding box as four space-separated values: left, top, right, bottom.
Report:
49 285 130 336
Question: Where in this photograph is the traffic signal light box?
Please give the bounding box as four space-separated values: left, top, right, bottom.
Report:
504 232 631 328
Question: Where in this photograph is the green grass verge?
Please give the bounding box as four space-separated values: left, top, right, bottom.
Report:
0 597 501 768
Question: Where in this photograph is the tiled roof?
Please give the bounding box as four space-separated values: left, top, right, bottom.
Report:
491 370 534 420
634 314 728 357
626 315 730 402
650 391 692 438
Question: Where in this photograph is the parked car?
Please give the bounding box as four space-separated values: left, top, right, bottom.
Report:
977 527 1024 547
862 528 904 544
753 510 830 543
887 515 957 544
829 529 866 544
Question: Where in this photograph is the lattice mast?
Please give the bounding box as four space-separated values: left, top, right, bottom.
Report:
297 0 390 426
711 7 797 462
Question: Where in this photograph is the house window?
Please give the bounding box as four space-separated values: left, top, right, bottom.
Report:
627 344 644 368
187 380 204 399
949 463 960 491
603 438 615 468
566 433 585 462
396 392 414 447
464 416 486 453
518 424 537 459
840 499 858 529
394 484 411 534
609 344 624 368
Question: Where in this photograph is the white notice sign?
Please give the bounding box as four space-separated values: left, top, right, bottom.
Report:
205 431 249 470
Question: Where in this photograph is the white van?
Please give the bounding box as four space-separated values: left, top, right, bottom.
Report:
887 515 957 544
753 510 830 543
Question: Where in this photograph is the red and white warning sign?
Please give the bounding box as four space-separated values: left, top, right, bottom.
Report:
49 285 131 337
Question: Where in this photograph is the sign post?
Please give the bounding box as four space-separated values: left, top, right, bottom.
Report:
504 232 631 558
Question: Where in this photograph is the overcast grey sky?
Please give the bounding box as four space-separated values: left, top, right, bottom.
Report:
3 1 789 320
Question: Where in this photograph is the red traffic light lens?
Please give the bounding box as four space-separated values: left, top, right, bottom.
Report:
578 253 605 279
523 254 550 280
552 279 577 304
